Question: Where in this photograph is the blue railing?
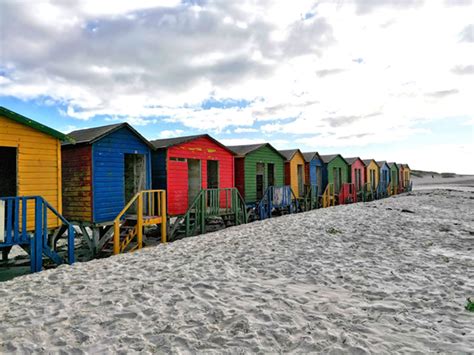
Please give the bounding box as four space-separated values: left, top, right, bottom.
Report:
0 196 75 273
257 186 298 220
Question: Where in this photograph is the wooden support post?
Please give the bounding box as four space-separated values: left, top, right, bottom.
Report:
137 193 143 250
161 191 167 244
113 221 120 255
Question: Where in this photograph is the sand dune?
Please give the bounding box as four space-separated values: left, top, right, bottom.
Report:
1 190 473 353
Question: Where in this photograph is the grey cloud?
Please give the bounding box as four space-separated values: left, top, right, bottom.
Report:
1 0 334 107
353 0 424 15
325 112 381 128
459 24 473 42
425 89 459 98
444 0 472 6
452 65 474 75
316 68 345 77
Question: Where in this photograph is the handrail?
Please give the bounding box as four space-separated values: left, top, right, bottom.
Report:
169 188 247 240
113 190 167 255
0 195 75 273
257 185 298 220
322 184 335 208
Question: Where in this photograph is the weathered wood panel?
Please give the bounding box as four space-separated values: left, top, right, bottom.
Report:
61 145 93 222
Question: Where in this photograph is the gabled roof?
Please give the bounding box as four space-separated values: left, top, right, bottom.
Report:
344 157 366 166
362 159 376 166
302 152 322 163
0 106 71 142
376 161 389 169
388 162 399 170
228 143 286 160
150 134 235 155
64 122 154 149
402 163 410 169
320 154 348 165
278 149 302 161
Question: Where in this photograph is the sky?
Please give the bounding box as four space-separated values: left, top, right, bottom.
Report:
0 0 473 174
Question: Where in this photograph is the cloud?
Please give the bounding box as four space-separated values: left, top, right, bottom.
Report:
0 0 472 162
234 127 259 133
158 129 185 138
451 65 474 75
459 24 473 42
425 89 459 98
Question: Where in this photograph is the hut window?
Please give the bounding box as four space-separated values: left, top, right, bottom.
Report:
170 157 187 162
267 163 275 187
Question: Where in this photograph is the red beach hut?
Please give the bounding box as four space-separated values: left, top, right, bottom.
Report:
150 135 236 216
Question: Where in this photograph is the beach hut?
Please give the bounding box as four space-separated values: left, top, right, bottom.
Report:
319 154 350 206
0 106 74 271
62 123 156 255
402 164 412 191
388 163 399 195
151 135 246 239
376 161 390 198
303 152 324 209
278 149 307 199
344 157 366 201
362 159 379 200
227 143 285 205
397 164 405 193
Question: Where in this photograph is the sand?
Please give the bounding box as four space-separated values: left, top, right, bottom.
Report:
412 174 474 192
1 189 473 353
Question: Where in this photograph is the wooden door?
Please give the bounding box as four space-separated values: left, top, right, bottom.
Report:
256 163 265 200
297 164 304 196
188 159 201 207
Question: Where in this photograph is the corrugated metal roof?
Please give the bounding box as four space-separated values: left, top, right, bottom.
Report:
345 157 366 166
278 149 300 161
150 134 236 155
362 159 376 166
227 143 267 156
150 134 207 149
66 123 123 144
319 154 339 164
302 152 320 162
64 122 155 149
227 143 286 160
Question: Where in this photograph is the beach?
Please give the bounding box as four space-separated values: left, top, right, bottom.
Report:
0 187 473 353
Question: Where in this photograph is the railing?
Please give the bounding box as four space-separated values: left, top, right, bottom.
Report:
302 184 319 211
322 184 336 208
362 182 375 202
376 181 389 199
339 183 356 205
257 185 299 220
0 196 75 273
169 188 247 241
113 190 167 255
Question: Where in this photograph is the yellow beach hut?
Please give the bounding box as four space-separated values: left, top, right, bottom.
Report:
0 107 72 234
278 149 307 199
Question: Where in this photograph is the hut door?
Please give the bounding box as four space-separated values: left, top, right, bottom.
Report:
124 154 146 208
316 166 322 191
370 169 376 188
297 164 304 196
333 167 342 193
256 163 265 200
355 169 361 190
188 159 201 207
267 163 275 187
0 147 17 197
207 160 219 189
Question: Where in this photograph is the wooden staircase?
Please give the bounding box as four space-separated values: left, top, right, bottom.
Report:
169 188 247 241
322 184 336 208
108 190 167 255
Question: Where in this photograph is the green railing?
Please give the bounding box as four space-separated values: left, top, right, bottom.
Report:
169 188 248 241
302 184 319 211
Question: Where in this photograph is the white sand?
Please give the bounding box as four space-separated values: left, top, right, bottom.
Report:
1 190 473 353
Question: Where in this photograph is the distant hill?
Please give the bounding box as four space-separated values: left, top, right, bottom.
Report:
412 170 458 178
